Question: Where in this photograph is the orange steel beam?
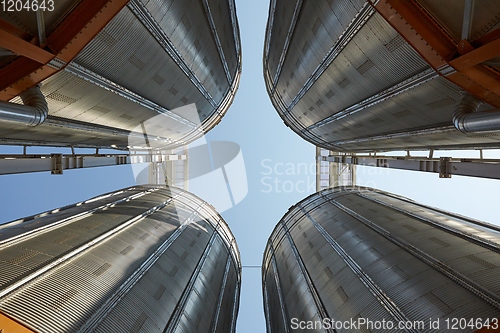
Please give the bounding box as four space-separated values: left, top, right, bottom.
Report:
450 38 500 71
370 0 500 108
473 27 500 48
0 57 47 87
0 28 54 63
372 0 456 66
46 0 128 62
0 18 33 41
0 0 130 101
0 310 38 332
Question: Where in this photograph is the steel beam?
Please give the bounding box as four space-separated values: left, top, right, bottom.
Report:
183 146 189 191
65 63 198 129
355 191 500 253
0 27 53 63
301 204 418 333
450 38 500 72
461 0 474 40
270 0 304 95
327 125 456 147
0 195 174 300
303 68 438 133
201 0 232 83
323 194 500 311
285 2 375 112
318 154 500 180
45 115 179 147
77 201 203 333
263 0 277 66
473 28 500 48
127 0 217 108
0 153 186 175
0 0 130 101
315 147 322 191
210 256 231 333
371 0 500 108
268 243 291 333
281 220 334 332
164 233 217 333
36 9 46 46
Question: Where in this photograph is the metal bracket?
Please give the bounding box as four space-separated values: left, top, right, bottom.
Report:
439 157 452 178
51 153 63 175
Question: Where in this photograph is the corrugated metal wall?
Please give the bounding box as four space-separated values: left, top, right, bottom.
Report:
0 0 241 150
0 186 241 333
264 0 500 152
263 187 500 332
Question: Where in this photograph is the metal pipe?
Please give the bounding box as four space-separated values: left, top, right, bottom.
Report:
0 84 48 126
453 92 500 133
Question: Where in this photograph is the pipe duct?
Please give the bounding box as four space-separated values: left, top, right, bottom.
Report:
0 84 48 126
453 92 500 133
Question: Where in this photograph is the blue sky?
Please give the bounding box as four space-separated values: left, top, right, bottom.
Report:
1 0 499 332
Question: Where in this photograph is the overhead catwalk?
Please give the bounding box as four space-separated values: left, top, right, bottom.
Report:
263 187 500 332
0 186 241 333
0 0 241 150
264 0 500 152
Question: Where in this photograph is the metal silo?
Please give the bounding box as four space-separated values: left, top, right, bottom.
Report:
263 187 500 332
0 186 241 333
0 0 241 150
264 0 500 152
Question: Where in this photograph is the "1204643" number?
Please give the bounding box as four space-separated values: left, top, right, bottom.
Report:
1 0 54 11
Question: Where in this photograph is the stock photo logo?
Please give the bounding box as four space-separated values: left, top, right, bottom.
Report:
128 103 248 214
260 159 317 194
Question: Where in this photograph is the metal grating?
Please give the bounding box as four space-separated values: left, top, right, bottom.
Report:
356 59 374 75
49 288 79 311
336 286 348 303
338 77 351 89
120 245 134 255
84 221 104 230
153 74 165 85
131 312 148 333
153 285 166 300
466 254 496 269
424 292 453 315
426 97 456 109
8 250 39 265
46 92 77 104
384 34 405 52
93 263 112 277
392 266 409 281
96 31 118 48
429 237 450 247
128 55 146 70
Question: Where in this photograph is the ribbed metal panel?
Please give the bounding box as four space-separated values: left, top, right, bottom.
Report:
264 0 500 152
263 187 500 333
0 186 241 333
1 0 241 150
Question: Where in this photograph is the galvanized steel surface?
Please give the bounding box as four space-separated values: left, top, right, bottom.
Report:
263 187 500 332
0 0 241 150
263 0 500 152
0 84 48 126
0 186 241 333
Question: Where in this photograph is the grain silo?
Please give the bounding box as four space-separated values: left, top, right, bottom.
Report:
0 185 241 332
264 0 500 152
0 0 241 150
263 186 500 332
